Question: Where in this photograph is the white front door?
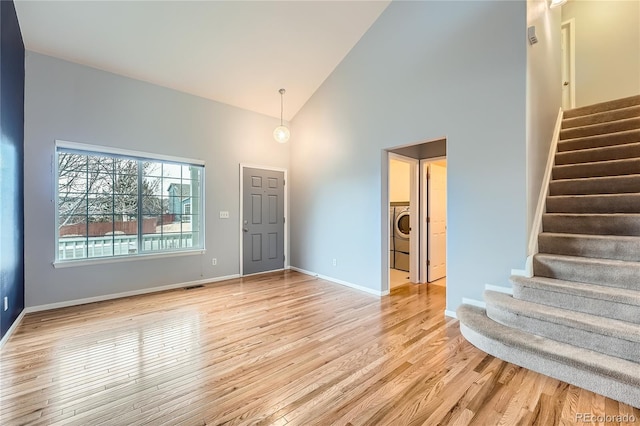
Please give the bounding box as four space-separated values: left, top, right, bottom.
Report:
428 163 446 282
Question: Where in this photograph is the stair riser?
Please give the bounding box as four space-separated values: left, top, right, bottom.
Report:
553 159 640 179
549 176 640 196
538 234 640 262
564 95 640 119
512 285 640 325
560 117 640 140
542 214 640 236
486 305 640 363
546 195 640 214
533 256 640 290
558 129 640 152
562 105 640 129
555 143 640 165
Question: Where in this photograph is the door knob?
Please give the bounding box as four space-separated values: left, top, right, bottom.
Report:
563 81 569 86
243 228 248 232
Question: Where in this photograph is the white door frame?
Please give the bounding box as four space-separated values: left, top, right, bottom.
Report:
419 156 447 284
561 19 576 110
239 163 289 276
388 153 419 284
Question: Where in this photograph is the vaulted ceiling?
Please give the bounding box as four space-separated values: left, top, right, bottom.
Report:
14 1 390 120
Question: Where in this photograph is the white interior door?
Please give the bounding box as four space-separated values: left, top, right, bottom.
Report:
561 20 575 110
428 163 446 282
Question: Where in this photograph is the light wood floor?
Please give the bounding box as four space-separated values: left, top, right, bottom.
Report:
1 271 638 425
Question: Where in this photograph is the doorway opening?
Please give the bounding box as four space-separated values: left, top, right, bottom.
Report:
385 139 447 292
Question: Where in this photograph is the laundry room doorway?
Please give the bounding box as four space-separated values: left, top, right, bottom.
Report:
388 154 418 288
384 138 447 292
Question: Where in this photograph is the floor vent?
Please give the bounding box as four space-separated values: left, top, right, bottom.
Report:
184 285 204 290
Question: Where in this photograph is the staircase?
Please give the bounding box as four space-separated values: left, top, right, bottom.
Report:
457 94 640 408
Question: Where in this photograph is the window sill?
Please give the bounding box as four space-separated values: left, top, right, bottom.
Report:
53 249 205 269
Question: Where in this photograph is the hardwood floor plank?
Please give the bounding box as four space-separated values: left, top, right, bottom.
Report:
1 271 634 426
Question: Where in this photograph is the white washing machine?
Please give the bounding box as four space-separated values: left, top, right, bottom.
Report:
392 202 410 272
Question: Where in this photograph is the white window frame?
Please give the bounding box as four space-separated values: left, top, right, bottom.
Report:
53 140 206 268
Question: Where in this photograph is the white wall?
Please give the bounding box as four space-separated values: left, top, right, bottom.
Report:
526 0 562 245
290 1 528 312
24 52 289 307
389 159 410 203
562 0 640 107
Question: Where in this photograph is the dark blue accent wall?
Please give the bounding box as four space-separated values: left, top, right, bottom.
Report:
1 0 25 340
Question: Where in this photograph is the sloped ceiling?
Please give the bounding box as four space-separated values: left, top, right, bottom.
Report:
14 1 390 120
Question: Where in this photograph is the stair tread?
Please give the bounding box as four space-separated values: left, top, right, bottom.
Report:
551 173 640 183
558 128 640 152
564 94 640 119
535 252 640 266
562 116 640 133
540 231 640 241
554 141 640 165
457 304 640 386
554 156 640 169
562 104 640 129
547 192 640 199
485 290 640 342
543 212 640 218
510 275 640 306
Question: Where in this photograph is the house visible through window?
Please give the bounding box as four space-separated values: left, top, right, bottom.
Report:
56 141 205 262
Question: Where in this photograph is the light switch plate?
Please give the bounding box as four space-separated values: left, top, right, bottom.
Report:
219 211 230 219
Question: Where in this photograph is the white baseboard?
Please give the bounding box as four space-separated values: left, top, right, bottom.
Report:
0 310 26 350
462 297 486 309
485 284 513 295
290 266 387 297
24 274 240 314
444 309 457 319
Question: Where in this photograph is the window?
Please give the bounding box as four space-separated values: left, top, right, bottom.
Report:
56 141 204 262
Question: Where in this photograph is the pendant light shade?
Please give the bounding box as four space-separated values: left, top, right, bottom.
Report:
549 0 567 8
273 125 290 144
274 88 290 143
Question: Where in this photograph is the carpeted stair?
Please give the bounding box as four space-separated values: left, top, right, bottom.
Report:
458 94 640 408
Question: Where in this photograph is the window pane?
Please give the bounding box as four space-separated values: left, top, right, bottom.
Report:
114 195 138 215
163 163 182 178
142 176 162 197
142 196 163 214
57 145 204 261
113 174 138 195
143 161 162 177
58 216 88 260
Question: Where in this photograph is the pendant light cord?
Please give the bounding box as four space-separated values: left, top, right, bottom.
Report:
279 88 285 126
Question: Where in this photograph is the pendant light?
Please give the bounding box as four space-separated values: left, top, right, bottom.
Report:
273 88 290 144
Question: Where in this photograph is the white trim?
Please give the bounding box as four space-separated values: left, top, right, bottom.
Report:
290 266 388 297
53 249 205 268
0 310 26 350
510 267 532 278
527 108 563 257
239 164 289 276
444 310 458 319
462 297 486 309
24 274 240 314
485 284 513 295
55 140 205 165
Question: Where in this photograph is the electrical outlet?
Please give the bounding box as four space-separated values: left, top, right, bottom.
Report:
332 258 337 267
212 258 217 266
219 211 229 219
3 297 8 312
